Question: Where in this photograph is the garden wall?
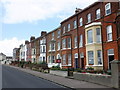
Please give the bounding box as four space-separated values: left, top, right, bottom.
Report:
73 72 112 87
50 70 67 77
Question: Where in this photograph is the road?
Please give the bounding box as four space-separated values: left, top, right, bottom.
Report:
2 65 69 89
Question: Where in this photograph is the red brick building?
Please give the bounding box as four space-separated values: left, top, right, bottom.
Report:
14 1 120 71
46 27 61 68
60 1 120 70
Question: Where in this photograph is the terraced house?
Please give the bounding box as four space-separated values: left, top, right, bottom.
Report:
60 1 120 70
13 1 120 71
46 27 61 68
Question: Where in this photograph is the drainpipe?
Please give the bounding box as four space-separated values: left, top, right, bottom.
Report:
70 34 72 68
76 14 80 68
101 2 105 71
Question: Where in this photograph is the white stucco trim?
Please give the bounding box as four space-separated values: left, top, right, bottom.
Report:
85 22 102 29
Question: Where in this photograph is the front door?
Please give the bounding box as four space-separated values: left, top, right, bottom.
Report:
108 55 114 70
75 58 78 69
81 58 84 69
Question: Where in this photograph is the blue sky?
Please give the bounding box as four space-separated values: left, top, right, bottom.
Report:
0 0 97 56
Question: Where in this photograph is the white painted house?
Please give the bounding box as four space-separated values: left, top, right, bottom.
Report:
0 53 6 64
39 37 46 63
19 44 27 62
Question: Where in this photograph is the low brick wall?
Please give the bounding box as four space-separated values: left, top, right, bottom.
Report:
50 70 67 77
73 72 112 87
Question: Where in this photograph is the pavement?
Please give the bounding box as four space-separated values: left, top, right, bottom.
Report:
4 65 117 89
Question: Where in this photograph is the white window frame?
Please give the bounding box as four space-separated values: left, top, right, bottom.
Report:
51 56 55 63
68 54 71 65
74 36 77 48
97 50 102 65
96 28 101 43
68 24 70 31
87 13 91 23
62 54 66 65
49 44 51 51
52 33 54 40
67 38 71 49
88 51 94 65
108 49 114 56
87 30 93 44
43 45 46 53
57 30 61 38
62 39 66 49
105 3 111 16
63 26 66 34
51 43 55 51
79 35 83 47
79 18 83 26
107 25 112 41
57 54 61 59
96 9 101 19
48 56 51 63
57 41 60 50
73 20 77 29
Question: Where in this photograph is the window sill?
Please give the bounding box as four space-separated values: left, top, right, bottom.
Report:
86 42 102 46
74 47 78 49
61 48 67 50
95 18 101 20
105 13 111 16
79 46 83 48
86 65 103 67
107 40 113 42
67 48 71 49
68 64 72 66
57 49 60 51
48 50 55 52
62 65 71 66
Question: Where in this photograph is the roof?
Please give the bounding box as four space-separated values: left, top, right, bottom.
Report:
0 53 6 56
61 2 99 24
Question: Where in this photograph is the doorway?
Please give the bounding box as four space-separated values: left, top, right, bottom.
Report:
75 58 79 69
108 55 114 70
107 49 114 70
81 58 84 69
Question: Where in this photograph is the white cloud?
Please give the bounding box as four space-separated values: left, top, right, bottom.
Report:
0 37 24 56
1 0 97 24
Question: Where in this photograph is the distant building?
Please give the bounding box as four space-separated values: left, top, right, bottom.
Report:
6 56 13 64
0 53 6 64
13 48 18 61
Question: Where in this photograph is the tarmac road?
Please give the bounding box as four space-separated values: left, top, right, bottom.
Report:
2 65 69 89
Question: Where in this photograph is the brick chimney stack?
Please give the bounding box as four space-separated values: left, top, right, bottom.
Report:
25 40 29 44
75 8 82 14
41 31 47 36
30 36 35 41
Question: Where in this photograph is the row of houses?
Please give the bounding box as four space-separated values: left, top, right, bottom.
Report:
13 1 120 71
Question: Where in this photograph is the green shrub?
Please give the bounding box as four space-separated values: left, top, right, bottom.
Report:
60 68 68 71
86 67 94 70
74 68 81 72
51 65 60 70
